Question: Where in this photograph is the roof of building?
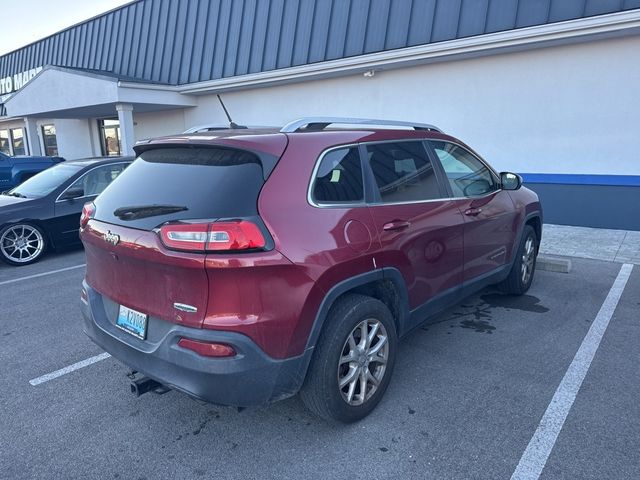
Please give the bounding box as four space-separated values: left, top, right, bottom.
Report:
1 0 638 87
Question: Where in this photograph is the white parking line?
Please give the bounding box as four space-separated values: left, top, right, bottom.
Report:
29 352 111 386
0 264 85 286
511 263 634 480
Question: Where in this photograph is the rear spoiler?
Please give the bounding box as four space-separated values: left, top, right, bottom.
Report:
131 142 282 181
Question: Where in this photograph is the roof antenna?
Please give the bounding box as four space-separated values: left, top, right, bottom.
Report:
217 94 245 129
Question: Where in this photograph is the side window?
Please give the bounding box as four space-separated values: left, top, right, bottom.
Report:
312 147 364 204
367 141 441 203
68 163 128 197
432 141 497 197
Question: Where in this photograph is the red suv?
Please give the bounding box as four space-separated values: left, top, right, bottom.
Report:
80 117 542 422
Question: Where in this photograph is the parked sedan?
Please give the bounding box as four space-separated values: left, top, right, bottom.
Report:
0 157 131 265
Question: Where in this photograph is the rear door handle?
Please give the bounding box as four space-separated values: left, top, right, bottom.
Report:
383 221 411 231
464 207 483 216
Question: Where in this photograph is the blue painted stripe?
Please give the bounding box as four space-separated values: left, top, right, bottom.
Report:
520 173 640 187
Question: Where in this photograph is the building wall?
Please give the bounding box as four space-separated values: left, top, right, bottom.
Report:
133 109 187 141
185 35 640 176
54 119 95 159
526 182 639 230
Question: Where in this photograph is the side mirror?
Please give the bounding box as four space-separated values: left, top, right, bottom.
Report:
59 187 85 200
500 172 522 191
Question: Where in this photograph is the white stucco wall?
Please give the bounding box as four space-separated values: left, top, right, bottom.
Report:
54 119 95 160
133 109 187 141
184 35 640 176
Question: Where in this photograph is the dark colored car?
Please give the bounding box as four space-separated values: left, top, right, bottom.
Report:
0 157 131 265
80 118 542 422
0 151 65 191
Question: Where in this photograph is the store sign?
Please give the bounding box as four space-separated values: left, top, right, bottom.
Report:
0 66 43 95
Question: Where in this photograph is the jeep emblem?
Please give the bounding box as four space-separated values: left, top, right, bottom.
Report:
103 230 120 246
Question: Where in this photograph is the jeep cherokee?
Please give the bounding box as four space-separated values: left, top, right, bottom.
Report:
80 117 542 423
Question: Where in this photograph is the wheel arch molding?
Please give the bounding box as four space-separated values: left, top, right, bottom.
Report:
304 268 411 352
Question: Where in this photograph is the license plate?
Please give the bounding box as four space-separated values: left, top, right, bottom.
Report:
116 305 148 340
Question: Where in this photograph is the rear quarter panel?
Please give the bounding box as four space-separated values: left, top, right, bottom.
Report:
257 132 382 357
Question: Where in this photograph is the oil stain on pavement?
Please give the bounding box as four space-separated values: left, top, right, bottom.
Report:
422 291 550 335
480 293 549 313
459 319 496 334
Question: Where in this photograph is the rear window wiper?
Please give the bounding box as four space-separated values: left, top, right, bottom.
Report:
113 204 188 220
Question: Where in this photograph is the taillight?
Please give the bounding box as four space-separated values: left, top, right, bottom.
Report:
159 221 266 252
80 202 95 229
178 338 236 358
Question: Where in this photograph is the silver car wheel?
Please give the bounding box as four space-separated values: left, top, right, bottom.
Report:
337 318 389 406
521 235 536 285
0 224 45 264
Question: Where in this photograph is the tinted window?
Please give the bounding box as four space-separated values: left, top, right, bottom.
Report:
94 147 265 230
66 163 128 197
11 163 84 198
367 141 441 203
432 141 497 197
312 147 363 204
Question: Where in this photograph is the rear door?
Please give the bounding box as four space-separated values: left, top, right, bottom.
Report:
428 140 518 282
364 140 465 312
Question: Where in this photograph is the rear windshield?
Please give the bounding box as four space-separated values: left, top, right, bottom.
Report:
94 147 265 230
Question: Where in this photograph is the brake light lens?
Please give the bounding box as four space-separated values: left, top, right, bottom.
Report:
159 221 266 252
178 338 236 358
80 202 95 229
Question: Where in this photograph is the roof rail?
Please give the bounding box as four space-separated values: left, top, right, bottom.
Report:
183 124 247 133
183 124 278 133
280 117 443 133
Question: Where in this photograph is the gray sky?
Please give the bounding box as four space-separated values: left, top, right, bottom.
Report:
0 0 133 55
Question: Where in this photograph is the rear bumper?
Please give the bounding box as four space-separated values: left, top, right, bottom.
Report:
80 281 312 407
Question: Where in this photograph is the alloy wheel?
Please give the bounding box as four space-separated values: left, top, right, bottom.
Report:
0 225 45 264
337 318 389 406
521 235 535 285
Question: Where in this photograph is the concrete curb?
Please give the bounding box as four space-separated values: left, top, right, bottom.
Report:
537 255 572 273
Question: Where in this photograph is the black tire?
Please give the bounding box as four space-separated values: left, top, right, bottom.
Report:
300 294 398 423
0 223 47 266
498 225 537 295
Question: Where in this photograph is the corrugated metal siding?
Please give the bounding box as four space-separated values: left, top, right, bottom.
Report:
0 0 638 86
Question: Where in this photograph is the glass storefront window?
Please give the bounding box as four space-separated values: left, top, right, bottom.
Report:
0 130 9 155
10 128 26 155
98 118 121 156
41 124 58 156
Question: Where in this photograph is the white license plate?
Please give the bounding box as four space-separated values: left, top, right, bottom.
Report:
116 305 148 340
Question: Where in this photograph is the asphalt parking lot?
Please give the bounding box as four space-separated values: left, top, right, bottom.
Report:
1 248 638 480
